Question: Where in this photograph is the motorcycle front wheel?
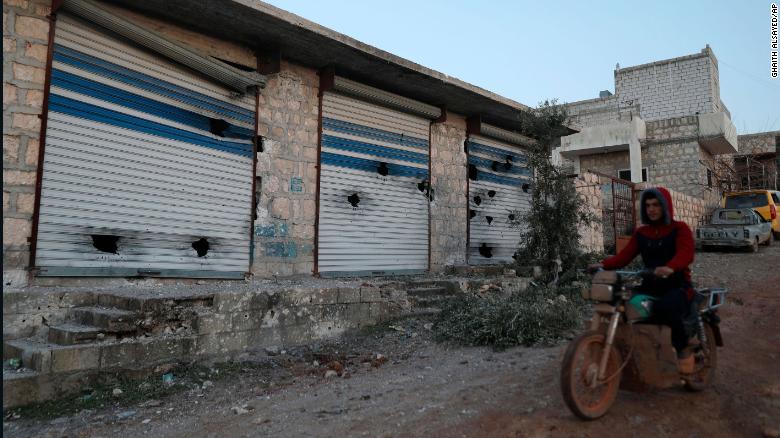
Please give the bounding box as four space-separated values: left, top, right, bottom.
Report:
560 331 622 420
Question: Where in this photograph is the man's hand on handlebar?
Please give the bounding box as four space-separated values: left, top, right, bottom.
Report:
653 266 674 278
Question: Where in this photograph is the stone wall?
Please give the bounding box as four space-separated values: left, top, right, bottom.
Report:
429 113 468 271
737 131 780 154
564 95 640 131
575 172 604 253
252 61 319 278
3 0 52 288
579 150 631 178
641 116 716 201
577 116 725 203
615 47 719 122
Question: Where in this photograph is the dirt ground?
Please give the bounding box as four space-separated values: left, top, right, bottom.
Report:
4 244 779 438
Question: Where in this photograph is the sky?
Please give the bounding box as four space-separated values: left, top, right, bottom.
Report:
263 0 780 134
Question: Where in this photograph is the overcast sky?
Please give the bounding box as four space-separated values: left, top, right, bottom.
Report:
264 0 779 134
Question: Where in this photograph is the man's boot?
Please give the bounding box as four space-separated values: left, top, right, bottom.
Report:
677 352 695 374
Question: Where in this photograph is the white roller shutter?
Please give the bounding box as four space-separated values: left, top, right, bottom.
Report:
467 134 532 265
318 92 431 275
35 15 256 278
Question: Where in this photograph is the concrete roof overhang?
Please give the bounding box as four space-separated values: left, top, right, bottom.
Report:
111 0 538 132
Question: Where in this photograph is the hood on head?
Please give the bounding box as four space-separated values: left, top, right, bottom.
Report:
640 187 674 225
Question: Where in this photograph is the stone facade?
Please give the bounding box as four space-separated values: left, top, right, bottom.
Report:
579 115 723 205
429 114 469 271
566 47 724 131
575 172 604 253
615 47 721 122
579 150 631 179
565 95 640 131
3 0 52 288
737 131 779 155
252 61 319 278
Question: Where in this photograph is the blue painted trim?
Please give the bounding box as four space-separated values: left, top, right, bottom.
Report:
52 69 254 140
53 44 254 124
322 134 428 165
50 94 254 158
322 118 428 149
321 152 429 179
474 170 530 187
468 155 531 177
468 141 527 163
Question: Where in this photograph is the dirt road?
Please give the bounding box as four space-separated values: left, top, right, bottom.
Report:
6 245 779 437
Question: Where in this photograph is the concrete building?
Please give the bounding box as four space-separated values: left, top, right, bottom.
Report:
3 0 544 288
3 0 561 406
555 46 738 206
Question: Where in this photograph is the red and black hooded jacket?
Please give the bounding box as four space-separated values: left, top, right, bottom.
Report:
602 187 695 299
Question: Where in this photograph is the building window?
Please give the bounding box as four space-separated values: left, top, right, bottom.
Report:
706 168 713 188
618 168 648 182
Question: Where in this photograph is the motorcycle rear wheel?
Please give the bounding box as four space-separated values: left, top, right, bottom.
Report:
560 331 622 420
683 323 717 392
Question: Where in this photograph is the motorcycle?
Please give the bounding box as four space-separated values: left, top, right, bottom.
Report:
560 269 727 420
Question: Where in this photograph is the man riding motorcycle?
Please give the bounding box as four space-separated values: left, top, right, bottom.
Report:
589 186 696 373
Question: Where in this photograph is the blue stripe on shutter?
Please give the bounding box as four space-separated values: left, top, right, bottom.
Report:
321 152 429 179
322 118 427 149
322 134 428 165
467 156 531 177
474 170 529 187
53 44 254 125
50 94 253 158
52 69 254 140
467 141 527 164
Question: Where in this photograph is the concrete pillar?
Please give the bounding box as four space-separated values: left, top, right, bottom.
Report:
628 117 646 183
629 139 643 183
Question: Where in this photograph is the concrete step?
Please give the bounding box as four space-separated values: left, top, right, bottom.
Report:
3 368 45 409
96 292 214 313
407 287 451 298
73 307 139 333
48 323 109 345
4 338 59 372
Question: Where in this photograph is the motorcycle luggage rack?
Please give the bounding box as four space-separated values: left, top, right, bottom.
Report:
696 287 728 310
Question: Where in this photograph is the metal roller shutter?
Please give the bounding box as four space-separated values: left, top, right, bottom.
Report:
35 15 256 278
318 92 431 275
467 134 532 264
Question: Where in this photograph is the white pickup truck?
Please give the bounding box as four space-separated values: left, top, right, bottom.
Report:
696 208 773 252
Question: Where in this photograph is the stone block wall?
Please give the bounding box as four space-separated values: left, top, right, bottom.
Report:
737 131 780 154
429 114 468 271
641 116 715 201
615 47 719 122
3 0 52 288
575 172 604 253
252 61 319 278
564 95 640 131
579 150 631 178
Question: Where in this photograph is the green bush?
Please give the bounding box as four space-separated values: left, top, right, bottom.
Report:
433 282 586 350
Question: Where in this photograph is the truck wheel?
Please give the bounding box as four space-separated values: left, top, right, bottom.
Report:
764 233 774 246
750 237 759 253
